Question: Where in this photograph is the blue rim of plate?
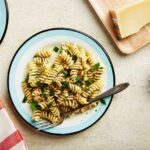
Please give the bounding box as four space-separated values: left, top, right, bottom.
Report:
7 28 116 135
0 0 9 44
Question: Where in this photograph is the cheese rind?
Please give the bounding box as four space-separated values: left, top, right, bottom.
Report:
110 0 150 39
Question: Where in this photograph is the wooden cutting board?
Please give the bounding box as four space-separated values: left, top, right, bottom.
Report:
89 0 150 54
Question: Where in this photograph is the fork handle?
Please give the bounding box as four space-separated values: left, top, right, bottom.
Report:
64 82 129 116
88 82 129 103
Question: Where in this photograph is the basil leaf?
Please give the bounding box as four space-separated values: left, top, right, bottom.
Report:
75 76 82 86
85 78 93 86
22 96 27 103
62 69 70 77
92 63 100 71
36 81 45 91
100 99 106 105
61 81 69 91
31 101 39 110
53 46 59 52
36 81 42 86
52 64 55 68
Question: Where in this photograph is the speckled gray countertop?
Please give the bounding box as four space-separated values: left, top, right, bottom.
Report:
0 0 150 150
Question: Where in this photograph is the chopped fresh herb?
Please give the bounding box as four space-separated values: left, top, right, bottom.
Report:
36 81 44 88
36 81 45 90
52 64 55 68
53 46 59 52
62 69 70 77
31 101 39 110
85 78 93 86
100 99 106 105
75 76 82 86
61 81 69 91
36 81 42 86
22 96 27 103
63 70 68 77
92 63 100 71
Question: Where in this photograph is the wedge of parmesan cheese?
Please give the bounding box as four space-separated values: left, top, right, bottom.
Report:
110 0 150 39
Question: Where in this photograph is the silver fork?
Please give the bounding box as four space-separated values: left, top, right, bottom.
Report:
33 82 129 131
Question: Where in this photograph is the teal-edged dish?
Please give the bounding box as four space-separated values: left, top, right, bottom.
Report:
8 28 115 135
0 0 8 44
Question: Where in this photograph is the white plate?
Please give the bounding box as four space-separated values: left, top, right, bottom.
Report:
0 0 8 44
8 28 115 135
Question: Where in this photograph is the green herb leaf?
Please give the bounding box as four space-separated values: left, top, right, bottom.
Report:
22 96 27 103
62 69 70 77
92 63 100 71
36 81 42 86
52 64 55 68
85 78 93 86
53 46 59 52
75 76 82 86
36 81 45 91
63 70 68 77
100 99 106 105
31 101 39 110
61 81 69 91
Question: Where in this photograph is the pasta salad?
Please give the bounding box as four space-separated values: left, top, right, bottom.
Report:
22 43 104 124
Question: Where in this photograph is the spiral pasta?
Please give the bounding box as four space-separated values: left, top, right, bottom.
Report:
36 49 52 58
22 81 33 102
32 110 42 121
33 95 44 103
33 57 48 65
28 61 40 87
69 83 82 94
50 106 60 117
22 43 104 124
59 51 74 66
41 111 60 124
60 106 71 113
60 99 79 109
38 101 49 110
75 94 89 105
82 80 103 98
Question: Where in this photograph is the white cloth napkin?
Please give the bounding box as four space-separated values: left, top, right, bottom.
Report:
0 101 28 150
